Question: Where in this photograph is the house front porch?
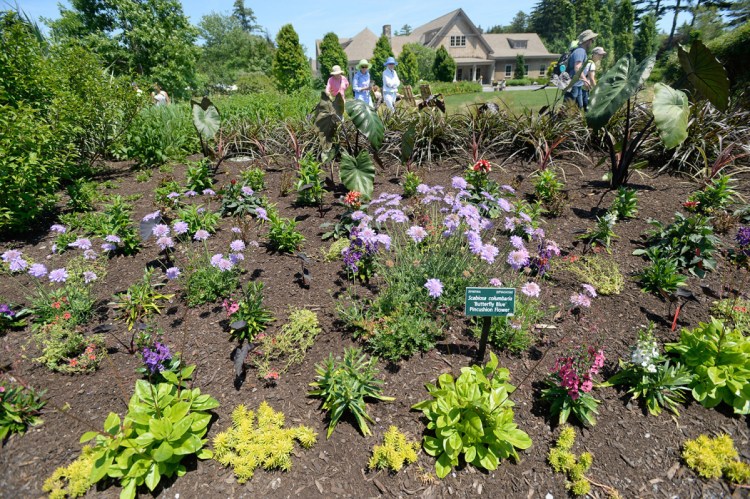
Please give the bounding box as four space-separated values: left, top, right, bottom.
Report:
454 58 494 85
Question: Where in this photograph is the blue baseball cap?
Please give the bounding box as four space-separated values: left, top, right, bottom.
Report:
384 56 398 67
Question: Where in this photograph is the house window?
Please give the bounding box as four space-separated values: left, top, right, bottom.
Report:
505 65 512 78
524 65 529 76
540 64 547 75
457 68 463 80
450 35 466 47
508 39 528 49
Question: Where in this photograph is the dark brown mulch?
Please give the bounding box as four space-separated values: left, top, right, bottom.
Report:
1 154 749 499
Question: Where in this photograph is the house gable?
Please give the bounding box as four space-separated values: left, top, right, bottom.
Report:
425 9 494 58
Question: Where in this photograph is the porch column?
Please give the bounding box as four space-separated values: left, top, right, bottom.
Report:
472 64 477 81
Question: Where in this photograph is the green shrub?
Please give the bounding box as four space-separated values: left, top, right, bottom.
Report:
235 72 278 95
0 380 46 440
186 265 240 307
610 187 639 220
637 248 688 295
241 167 266 191
267 211 305 253
186 158 213 192
412 353 532 478
424 80 482 95
119 104 198 166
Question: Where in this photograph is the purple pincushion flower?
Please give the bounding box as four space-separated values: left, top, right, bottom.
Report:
451 176 468 190
229 253 245 264
165 267 180 280
50 224 67 233
424 278 444 298
407 226 428 243
142 210 161 222
582 284 597 298
210 254 223 267
69 238 92 250
737 226 750 248
489 278 502 287
255 207 269 221
156 236 174 251
241 186 254 196
152 224 170 238
570 293 591 308
49 268 69 283
172 221 189 235
230 240 246 252
510 235 525 249
167 192 180 200
105 235 121 244
202 188 216 196
101 243 116 252
521 282 541 298
507 248 530 270
231 227 241 233
83 271 97 284
184 190 197 197
28 263 48 278
479 244 499 264
194 230 210 241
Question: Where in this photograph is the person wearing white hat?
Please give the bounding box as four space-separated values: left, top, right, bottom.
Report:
325 65 350 103
582 47 607 111
352 59 372 105
382 56 400 111
564 29 598 109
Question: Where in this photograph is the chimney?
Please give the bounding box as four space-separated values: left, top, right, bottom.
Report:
382 25 391 39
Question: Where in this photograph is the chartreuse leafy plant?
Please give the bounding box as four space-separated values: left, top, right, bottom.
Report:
686 173 737 215
411 353 532 479
43 446 96 499
110 268 174 330
682 434 750 484
368 426 420 472
665 318 750 415
554 255 624 296
296 153 325 206
213 402 316 483
81 374 219 499
309 347 394 438
252 308 321 379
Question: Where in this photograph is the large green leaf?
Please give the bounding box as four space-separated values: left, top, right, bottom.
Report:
313 92 340 151
339 150 375 199
190 97 220 141
652 83 689 149
400 125 416 164
678 39 729 112
345 99 384 149
587 54 656 130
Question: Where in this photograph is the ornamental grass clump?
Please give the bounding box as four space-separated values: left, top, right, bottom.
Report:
213 402 317 483
682 434 750 484
368 426 420 472
411 353 532 479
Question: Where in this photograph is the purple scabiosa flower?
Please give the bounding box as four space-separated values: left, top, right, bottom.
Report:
416 184 430 195
2 249 22 264
202 188 216 196
69 238 92 250
210 254 223 267
519 212 532 224
142 210 161 222
83 249 97 260
570 293 591 308
248 241 260 248
497 198 512 212
350 210 368 221
83 271 97 284
424 278 444 298
230 240 245 252
105 235 121 244
465 230 483 255
510 235 525 249
194 230 210 241
166 192 180 200
479 244 499 264
452 177 469 190
197 207 206 214
142 342 172 373
255 207 269 221
359 227 377 245
582 284 597 298
545 240 561 256
376 234 391 250
504 217 517 231
507 248 530 270
28 263 48 278
217 258 233 271
172 221 189 235
737 226 750 248
489 278 502 287
342 247 363 273
156 236 174 251
443 214 460 236
407 226 428 243
50 224 66 233
501 185 516 194
165 267 180 280
521 282 541 298
231 227 241 233
9 257 28 272
533 228 546 239
152 224 170 238
241 186 254 196
229 253 245 265
49 268 69 283
101 243 116 252
184 190 198 197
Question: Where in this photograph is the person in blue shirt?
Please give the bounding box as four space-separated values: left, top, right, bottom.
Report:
565 29 598 109
352 59 372 105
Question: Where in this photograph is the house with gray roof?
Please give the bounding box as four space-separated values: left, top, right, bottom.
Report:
315 9 559 85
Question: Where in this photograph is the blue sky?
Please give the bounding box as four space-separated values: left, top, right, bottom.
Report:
18 0 686 57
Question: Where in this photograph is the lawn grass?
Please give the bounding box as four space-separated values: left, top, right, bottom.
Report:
444 88 563 115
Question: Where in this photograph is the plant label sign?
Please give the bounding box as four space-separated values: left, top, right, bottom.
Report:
465 287 516 317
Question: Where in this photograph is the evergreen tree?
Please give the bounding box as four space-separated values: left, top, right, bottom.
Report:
515 54 526 79
575 0 601 34
432 45 456 82
404 42 436 80
318 32 349 86
232 0 259 33
727 0 750 28
531 0 577 54
633 12 658 60
272 24 311 93
370 34 393 87
510 11 530 32
397 24 413 35
397 44 420 86
598 0 616 67
613 0 635 59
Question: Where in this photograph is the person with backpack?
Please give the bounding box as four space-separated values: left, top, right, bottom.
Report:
582 47 606 111
564 30 598 109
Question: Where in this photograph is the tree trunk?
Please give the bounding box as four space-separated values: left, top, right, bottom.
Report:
690 0 702 26
667 0 682 49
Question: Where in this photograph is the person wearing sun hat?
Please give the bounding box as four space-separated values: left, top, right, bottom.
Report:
352 59 372 105
382 56 400 111
564 29 598 109
325 64 350 106
582 46 606 111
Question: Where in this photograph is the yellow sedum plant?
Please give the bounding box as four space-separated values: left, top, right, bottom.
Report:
368 426 420 472
43 446 96 499
682 434 750 483
213 402 317 483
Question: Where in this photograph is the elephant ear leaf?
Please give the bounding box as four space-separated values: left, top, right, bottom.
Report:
339 150 375 199
313 92 340 152
400 125 416 164
587 54 655 130
652 83 689 149
190 97 220 141
678 39 729 112
345 99 384 149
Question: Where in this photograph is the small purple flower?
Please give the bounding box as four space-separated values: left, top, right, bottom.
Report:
202 188 216 196
69 238 92 250
230 240 246 252
424 278 444 298
194 230 210 241
184 190 198 197
142 342 172 373
83 271 97 284
507 248 530 270
50 224 67 233
172 221 189 235
737 226 750 248
105 235 121 244
156 236 174 251
570 293 591 308
407 226 428 243
504 217 517 231
489 278 502 287
376 234 391 250
521 282 541 298
49 268 69 283
255 207 269 221
479 244 499 264
416 184 430 194
510 235 525 249
501 185 516 194
229 253 245 264
165 267 181 280
28 263 48 278
167 192 180 200
231 227 241 233
451 176 468 190
217 258 233 271
350 210 368 221
9 258 28 272
3 250 24 265
582 284 597 298
101 243 116 252
210 254 223 267
83 249 97 260
466 230 483 255
241 186 254 196
142 210 161 222
152 224 170 238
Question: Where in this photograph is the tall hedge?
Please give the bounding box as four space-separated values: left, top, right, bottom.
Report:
370 35 394 87
272 24 311 93
318 32 349 85
433 45 456 82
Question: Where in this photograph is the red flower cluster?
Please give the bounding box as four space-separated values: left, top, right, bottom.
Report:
472 159 492 173
344 191 362 209
683 200 700 210
264 370 280 381
553 346 605 400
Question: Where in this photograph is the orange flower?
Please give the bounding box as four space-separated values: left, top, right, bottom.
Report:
69 359 78 367
88 354 96 361
52 302 61 309
63 312 72 320
472 159 492 173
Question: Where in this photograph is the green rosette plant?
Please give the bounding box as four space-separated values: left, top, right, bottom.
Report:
411 352 532 478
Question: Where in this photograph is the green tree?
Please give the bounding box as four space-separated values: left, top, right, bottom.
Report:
370 34 394 87
598 0 616 67
272 24 311 93
397 44 419 85
403 43 436 80
232 0 259 32
397 24 413 35
531 0 577 53
613 0 635 59
575 0 601 34
318 32 349 86
432 45 456 82
515 54 526 79
510 11 530 32
681 6 725 41
727 0 750 28
633 12 659 59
